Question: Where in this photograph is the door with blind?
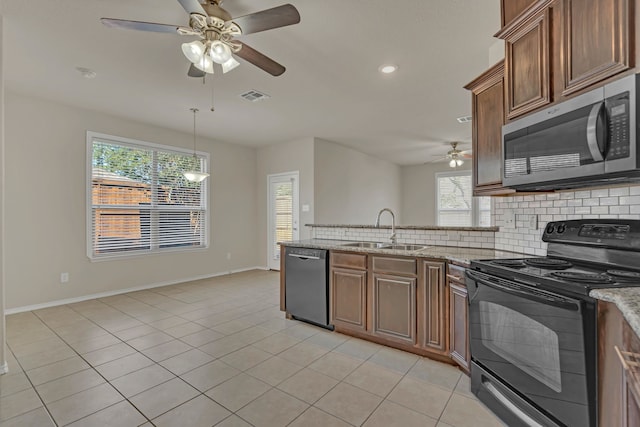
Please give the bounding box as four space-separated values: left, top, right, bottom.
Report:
268 172 299 271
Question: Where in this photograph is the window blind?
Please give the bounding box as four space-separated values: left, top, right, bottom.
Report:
436 172 492 227
88 134 208 259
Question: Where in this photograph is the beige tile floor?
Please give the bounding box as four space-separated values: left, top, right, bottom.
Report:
0 270 505 427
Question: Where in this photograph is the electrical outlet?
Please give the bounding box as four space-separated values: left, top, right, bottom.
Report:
226 252 231 260
529 214 538 230
504 209 516 228
60 272 69 283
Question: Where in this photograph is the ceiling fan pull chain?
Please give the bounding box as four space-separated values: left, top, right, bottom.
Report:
210 78 215 112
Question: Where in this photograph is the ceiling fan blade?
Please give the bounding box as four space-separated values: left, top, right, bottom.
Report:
101 18 181 34
187 63 205 78
177 0 207 16
232 4 300 36
235 43 286 76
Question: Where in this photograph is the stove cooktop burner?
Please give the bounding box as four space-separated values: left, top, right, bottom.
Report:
607 269 640 282
491 260 527 268
524 258 573 269
549 271 613 284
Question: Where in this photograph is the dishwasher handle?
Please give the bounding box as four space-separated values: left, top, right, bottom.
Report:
288 253 321 260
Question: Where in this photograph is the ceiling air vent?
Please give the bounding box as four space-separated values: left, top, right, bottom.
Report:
456 115 472 123
240 90 271 102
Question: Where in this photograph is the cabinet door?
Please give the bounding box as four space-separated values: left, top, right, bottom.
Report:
562 0 631 95
504 7 551 119
331 268 367 333
419 261 448 354
466 62 512 195
449 282 470 371
372 274 417 344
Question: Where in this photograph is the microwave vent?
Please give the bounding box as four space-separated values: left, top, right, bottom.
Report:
505 158 528 178
530 154 580 172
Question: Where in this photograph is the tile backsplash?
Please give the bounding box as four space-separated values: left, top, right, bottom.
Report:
312 227 495 249
494 185 640 255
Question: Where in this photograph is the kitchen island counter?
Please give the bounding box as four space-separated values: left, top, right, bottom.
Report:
280 239 522 266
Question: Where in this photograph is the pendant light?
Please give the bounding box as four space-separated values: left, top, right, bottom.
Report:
183 108 210 182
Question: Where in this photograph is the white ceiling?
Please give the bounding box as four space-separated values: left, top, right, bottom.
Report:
1 0 500 165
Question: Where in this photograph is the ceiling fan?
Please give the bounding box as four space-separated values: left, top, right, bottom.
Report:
428 142 472 167
101 0 300 77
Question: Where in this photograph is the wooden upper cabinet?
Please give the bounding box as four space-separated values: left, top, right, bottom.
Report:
562 0 632 95
465 62 512 195
503 6 552 119
501 0 538 27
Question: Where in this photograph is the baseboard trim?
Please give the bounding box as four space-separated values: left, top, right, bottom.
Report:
4 266 269 315
0 362 8 375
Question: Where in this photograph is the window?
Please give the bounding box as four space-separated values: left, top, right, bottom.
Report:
87 132 209 259
436 171 491 227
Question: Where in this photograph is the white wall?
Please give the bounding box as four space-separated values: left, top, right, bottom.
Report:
4 92 259 309
400 161 472 225
0 15 6 372
256 138 315 267
314 139 401 225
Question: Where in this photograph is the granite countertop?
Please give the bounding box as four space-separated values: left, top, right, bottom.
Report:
280 239 521 265
306 224 499 232
591 288 640 337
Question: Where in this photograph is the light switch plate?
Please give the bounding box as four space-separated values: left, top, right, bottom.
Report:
302 204 310 212
504 209 516 228
528 214 538 230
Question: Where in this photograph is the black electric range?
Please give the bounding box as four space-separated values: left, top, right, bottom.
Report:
467 219 640 427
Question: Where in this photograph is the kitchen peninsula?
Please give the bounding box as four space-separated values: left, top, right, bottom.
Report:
279 222 514 372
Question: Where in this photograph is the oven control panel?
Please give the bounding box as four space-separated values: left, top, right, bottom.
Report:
543 219 640 249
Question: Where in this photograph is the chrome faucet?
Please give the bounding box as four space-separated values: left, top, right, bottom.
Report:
375 208 397 244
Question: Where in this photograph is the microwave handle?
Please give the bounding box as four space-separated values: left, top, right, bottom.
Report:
586 103 605 162
466 271 581 311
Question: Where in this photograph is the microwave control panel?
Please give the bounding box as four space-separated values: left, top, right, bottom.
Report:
606 92 630 160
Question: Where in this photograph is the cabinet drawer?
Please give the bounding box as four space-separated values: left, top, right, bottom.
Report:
332 252 367 270
446 263 467 284
372 256 417 276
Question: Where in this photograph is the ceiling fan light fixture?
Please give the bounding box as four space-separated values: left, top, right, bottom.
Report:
182 40 205 63
456 158 464 166
222 56 240 73
210 40 232 64
449 159 457 168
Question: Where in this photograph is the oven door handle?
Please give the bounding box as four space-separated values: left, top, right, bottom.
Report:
466 271 581 312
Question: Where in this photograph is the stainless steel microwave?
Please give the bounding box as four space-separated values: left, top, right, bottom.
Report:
502 74 639 190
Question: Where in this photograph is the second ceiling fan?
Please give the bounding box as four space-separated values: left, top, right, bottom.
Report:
101 0 300 77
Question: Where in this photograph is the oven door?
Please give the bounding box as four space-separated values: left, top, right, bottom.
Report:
467 270 594 427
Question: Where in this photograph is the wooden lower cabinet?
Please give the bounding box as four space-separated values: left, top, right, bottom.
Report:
371 273 417 345
329 251 464 365
598 301 640 426
449 282 469 372
419 261 448 355
447 262 470 372
331 268 367 333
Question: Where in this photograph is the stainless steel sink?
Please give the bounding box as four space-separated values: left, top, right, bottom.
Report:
339 242 428 251
340 242 389 248
385 244 429 251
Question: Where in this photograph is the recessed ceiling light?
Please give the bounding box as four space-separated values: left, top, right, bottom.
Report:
379 64 398 74
76 67 97 79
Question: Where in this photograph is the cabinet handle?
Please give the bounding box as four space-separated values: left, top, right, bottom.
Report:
446 274 464 282
615 346 640 402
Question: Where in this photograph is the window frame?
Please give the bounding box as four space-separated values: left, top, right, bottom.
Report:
86 131 210 261
435 170 491 227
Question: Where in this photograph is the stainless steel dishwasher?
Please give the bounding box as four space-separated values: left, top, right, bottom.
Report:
284 247 331 329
